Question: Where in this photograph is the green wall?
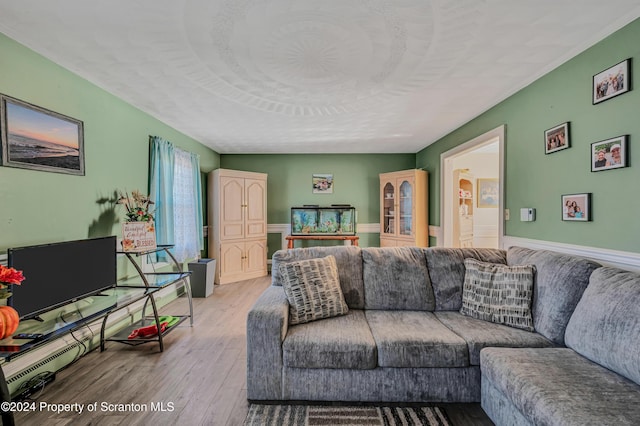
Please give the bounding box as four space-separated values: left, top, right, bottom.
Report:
417 18 640 253
0 33 220 254
221 154 416 253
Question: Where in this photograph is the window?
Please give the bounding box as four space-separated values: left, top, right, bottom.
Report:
149 136 203 263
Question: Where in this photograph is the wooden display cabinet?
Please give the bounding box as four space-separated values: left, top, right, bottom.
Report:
379 169 428 247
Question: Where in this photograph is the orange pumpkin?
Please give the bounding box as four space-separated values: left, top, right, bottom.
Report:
0 306 20 339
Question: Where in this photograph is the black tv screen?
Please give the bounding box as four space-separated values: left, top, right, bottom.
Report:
8 236 117 320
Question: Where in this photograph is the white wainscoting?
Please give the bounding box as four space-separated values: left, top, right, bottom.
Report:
425 227 640 272
267 223 291 251
502 236 640 273
429 225 441 240
473 225 499 249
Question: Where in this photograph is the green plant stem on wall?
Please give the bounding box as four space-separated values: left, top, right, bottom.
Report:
416 18 640 253
0 32 220 255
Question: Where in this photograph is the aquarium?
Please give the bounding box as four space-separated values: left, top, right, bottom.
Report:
291 206 356 236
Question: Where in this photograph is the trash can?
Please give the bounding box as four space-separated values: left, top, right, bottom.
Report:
188 258 216 298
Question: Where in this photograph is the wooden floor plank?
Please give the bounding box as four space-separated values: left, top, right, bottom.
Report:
13 275 492 425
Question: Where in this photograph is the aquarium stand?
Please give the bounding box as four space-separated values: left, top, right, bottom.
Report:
286 235 359 249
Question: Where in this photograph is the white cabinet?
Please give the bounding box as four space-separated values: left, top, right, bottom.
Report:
379 169 428 247
453 169 474 248
209 169 268 284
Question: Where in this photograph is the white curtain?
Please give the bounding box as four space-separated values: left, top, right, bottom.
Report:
171 148 202 263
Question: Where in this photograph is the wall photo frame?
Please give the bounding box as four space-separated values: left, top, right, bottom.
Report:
562 193 591 222
593 58 631 104
312 173 333 194
477 178 499 208
591 135 628 172
544 122 570 154
0 94 85 175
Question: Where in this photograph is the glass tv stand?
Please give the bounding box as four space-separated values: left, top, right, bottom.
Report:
103 245 193 352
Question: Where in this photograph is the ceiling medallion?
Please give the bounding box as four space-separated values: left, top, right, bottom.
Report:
184 0 484 115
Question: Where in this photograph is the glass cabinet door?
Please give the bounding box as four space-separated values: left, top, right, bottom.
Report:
382 182 395 234
399 179 413 236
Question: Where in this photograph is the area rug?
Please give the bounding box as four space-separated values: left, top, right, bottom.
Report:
244 404 451 426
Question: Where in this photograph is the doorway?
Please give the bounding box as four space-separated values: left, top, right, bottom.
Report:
440 126 505 248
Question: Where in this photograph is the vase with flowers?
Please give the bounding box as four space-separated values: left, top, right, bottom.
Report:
117 190 157 252
0 265 24 339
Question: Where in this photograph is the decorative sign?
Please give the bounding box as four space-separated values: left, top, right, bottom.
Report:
122 221 157 252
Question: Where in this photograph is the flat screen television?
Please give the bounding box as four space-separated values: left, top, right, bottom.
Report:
7 236 117 320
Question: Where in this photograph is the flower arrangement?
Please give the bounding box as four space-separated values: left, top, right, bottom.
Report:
117 190 155 222
0 265 25 299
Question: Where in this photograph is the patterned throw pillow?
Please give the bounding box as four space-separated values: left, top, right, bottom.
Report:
279 255 349 325
460 258 535 332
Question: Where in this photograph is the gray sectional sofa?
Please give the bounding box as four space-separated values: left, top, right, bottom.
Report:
246 245 640 424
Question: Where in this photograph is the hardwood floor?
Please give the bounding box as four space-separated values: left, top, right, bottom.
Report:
14 276 493 426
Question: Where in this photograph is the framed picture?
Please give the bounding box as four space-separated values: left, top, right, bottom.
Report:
562 193 591 222
0 94 84 175
544 122 570 154
312 173 333 194
593 58 630 104
477 178 499 208
591 135 628 172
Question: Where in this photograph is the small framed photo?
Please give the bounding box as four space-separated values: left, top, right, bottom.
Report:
544 122 570 154
312 173 333 194
562 193 591 222
0 94 84 175
591 135 627 172
593 58 631 104
477 178 499 208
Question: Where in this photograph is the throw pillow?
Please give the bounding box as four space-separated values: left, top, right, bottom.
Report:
279 255 349 325
460 258 535 332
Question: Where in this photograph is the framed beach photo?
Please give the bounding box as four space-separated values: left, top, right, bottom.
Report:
562 193 591 222
593 59 630 104
312 173 333 194
544 122 570 154
477 178 499 208
0 94 85 175
591 135 627 172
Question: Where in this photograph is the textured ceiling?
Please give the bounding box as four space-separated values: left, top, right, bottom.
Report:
1 1 639 154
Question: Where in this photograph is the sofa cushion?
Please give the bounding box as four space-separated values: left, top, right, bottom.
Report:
436 311 553 365
507 246 601 345
365 310 468 368
362 247 435 311
272 246 365 308
283 310 377 369
565 267 640 386
481 347 640 425
424 247 507 311
279 255 349 325
460 258 535 332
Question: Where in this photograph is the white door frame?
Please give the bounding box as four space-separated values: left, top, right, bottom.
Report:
439 125 505 248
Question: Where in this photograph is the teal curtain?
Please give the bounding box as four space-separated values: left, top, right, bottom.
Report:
149 136 175 247
190 152 204 251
